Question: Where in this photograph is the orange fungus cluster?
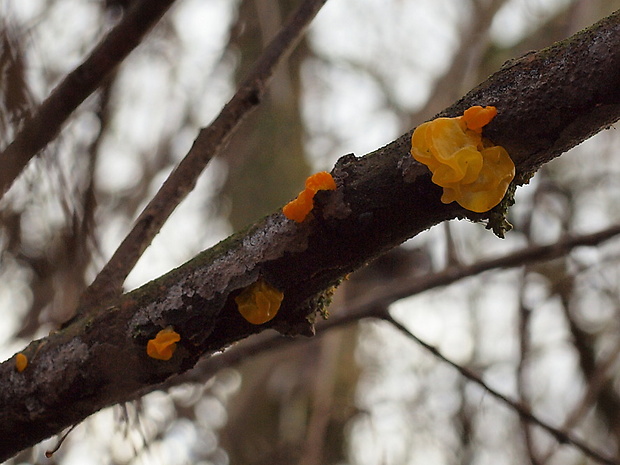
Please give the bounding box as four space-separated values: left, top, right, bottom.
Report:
147 327 181 361
283 171 337 222
235 278 284 325
410 106 515 213
15 353 28 372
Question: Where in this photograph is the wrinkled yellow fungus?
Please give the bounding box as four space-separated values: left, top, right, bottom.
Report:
410 105 515 213
147 328 181 361
283 171 337 222
15 353 28 372
235 278 284 325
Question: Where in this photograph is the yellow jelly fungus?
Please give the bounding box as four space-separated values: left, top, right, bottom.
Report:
15 353 28 372
410 105 515 213
283 171 337 223
304 171 337 192
462 105 497 133
147 328 181 361
235 278 284 325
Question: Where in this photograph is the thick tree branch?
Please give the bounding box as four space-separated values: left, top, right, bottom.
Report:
0 0 177 198
1 9 620 462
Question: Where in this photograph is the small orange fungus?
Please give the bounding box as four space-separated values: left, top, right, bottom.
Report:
15 353 28 372
147 328 181 361
410 106 515 213
462 105 497 133
283 171 336 222
235 278 284 325
304 171 336 192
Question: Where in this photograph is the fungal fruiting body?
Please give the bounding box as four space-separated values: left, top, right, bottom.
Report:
147 328 181 361
462 105 497 133
283 171 337 222
410 106 515 213
235 278 284 325
15 353 28 372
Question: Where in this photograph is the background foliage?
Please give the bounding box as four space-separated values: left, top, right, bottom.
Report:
2 0 620 464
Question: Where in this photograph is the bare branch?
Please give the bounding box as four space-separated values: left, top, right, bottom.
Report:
153 223 620 463
540 338 620 463
0 0 177 198
79 0 330 310
382 313 619 465
162 223 620 391
345 223 620 316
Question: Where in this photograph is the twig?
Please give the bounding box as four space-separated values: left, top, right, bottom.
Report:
539 338 620 463
164 308 619 464
381 313 619 465
0 0 177 198
345 224 620 317
79 0 330 310
517 274 542 465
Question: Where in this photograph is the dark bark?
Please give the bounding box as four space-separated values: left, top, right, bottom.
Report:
1 8 620 462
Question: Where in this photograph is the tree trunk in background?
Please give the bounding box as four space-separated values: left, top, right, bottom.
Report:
218 2 357 464
219 328 360 465
220 0 311 231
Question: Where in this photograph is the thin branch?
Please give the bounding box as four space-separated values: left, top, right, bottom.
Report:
539 338 620 463
79 0 330 310
0 0 177 198
150 222 620 464
381 313 619 465
165 298 620 465
516 275 542 465
516 193 540 465
155 224 620 391
345 224 620 317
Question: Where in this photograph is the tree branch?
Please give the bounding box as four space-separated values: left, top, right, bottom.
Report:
0 0 177 198
382 314 618 465
162 222 620 392
1 8 620 462
149 224 620 464
79 0 330 310
344 223 620 316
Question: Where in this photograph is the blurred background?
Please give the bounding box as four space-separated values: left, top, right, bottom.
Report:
2 0 620 464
